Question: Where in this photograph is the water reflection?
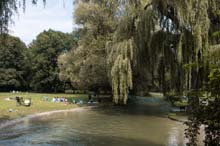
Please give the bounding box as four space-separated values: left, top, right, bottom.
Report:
168 126 186 146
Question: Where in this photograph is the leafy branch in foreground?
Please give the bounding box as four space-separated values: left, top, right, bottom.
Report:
0 0 46 33
185 65 220 146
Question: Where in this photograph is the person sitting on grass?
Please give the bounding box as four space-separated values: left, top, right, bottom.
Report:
52 97 56 102
15 96 24 106
64 98 68 105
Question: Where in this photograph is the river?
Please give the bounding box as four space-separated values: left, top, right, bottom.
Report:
0 97 204 146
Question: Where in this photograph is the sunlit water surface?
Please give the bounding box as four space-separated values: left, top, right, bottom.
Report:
0 97 204 146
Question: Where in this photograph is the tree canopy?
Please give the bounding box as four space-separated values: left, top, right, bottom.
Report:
0 29 78 92
29 29 77 92
58 0 119 92
0 34 27 91
56 0 220 106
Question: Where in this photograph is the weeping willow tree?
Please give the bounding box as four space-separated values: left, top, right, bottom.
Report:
106 0 212 103
149 0 210 94
105 0 219 144
147 1 219 145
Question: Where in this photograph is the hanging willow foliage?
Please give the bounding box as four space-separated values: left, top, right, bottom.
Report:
139 0 211 93
209 44 220 65
107 38 134 104
110 0 213 100
0 0 46 33
0 0 17 33
133 3 161 94
106 0 212 103
157 0 210 62
104 0 139 104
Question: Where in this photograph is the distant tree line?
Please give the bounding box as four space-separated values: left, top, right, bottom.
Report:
0 29 78 92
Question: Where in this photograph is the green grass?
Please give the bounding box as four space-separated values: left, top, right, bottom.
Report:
0 92 88 123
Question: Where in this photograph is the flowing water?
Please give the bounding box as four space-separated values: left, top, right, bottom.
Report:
0 97 204 146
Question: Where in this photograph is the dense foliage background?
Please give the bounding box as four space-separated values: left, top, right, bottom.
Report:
0 34 27 91
0 30 78 92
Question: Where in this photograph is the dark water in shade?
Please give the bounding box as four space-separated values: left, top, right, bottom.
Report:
0 97 204 146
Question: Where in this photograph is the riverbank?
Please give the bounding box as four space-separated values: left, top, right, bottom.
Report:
168 113 188 123
0 95 198 146
0 93 88 124
0 107 88 129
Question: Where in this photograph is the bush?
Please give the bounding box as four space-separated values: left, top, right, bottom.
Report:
166 92 182 104
73 90 88 94
174 100 188 107
65 90 74 94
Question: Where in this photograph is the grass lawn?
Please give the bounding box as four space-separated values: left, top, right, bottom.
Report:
0 92 88 123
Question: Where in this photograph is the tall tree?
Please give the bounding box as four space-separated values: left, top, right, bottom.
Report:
29 29 77 92
0 34 27 91
59 0 119 93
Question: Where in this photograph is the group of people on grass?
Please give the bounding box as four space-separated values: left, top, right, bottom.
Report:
52 97 68 103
